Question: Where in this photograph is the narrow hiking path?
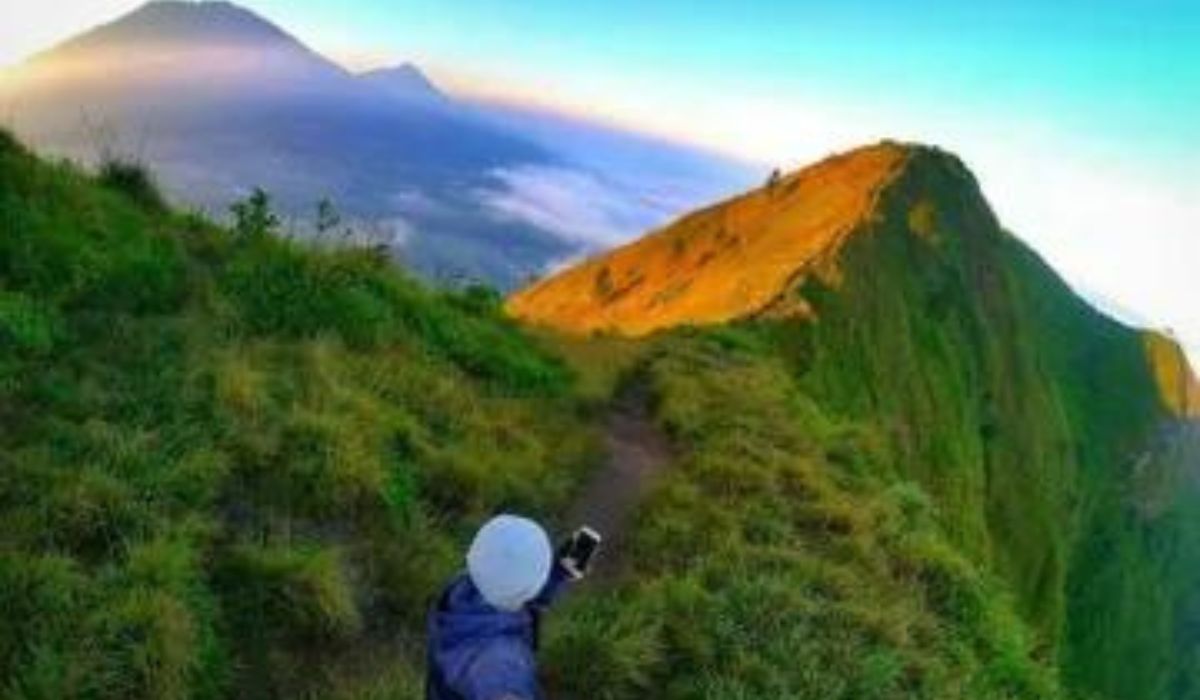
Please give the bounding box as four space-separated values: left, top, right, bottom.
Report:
565 386 673 578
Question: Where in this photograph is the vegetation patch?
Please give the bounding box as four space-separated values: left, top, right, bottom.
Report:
0 133 596 699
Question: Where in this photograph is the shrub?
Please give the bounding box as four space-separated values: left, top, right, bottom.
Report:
87 589 201 700
230 188 280 239
217 543 362 643
315 198 342 236
85 233 188 314
543 592 663 699
0 127 24 155
0 291 59 352
97 159 166 212
0 553 86 691
220 240 399 345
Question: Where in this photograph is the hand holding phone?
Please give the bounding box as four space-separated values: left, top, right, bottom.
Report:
559 526 602 579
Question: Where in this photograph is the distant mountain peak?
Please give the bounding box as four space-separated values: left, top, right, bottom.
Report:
358 62 445 102
17 0 348 87
32 0 305 64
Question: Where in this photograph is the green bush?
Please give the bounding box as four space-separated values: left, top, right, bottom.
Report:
543 591 663 699
217 225 568 393
219 543 362 642
230 188 280 239
0 128 23 154
0 140 599 698
0 291 59 352
97 159 166 212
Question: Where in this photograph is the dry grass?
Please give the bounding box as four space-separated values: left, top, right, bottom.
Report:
1143 331 1200 417
507 142 908 336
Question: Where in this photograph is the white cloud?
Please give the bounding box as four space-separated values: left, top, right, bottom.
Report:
388 188 452 218
477 164 703 248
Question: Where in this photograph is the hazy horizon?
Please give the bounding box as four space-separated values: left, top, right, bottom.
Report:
4 0 1198 363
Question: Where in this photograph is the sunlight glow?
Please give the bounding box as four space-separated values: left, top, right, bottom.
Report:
3 0 1197 364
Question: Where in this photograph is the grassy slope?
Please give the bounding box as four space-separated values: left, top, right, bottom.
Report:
780 148 1200 700
507 143 905 336
2 131 1196 700
0 131 600 699
539 146 1198 700
543 331 1066 699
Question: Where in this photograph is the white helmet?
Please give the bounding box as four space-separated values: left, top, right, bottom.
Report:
466 514 552 611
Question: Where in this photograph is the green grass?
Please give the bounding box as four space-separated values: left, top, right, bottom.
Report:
538 147 1198 700
714 149 1196 700
0 133 598 699
1 132 1195 700
543 333 1065 699
96 159 168 213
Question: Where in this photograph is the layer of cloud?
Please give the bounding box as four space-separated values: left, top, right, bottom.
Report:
469 99 759 251
476 164 714 249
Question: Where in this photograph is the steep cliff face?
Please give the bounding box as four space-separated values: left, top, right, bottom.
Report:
511 143 1200 699
791 147 1199 700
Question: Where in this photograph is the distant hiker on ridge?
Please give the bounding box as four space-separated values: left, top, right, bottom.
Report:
426 514 601 700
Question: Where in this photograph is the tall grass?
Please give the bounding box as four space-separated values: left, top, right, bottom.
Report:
1 129 1194 700
0 131 597 699
542 334 1065 699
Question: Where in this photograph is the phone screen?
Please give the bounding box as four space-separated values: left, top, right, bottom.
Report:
568 528 601 571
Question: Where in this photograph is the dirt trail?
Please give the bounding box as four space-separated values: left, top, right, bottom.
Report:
564 387 672 578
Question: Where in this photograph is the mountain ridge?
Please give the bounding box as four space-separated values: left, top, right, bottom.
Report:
39 1 300 53
0 0 579 286
510 144 1200 700
509 142 960 334
507 141 1200 417
0 0 756 288
358 63 446 103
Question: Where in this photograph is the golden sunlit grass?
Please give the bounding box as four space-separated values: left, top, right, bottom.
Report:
506 142 907 336
1143 331 1200 417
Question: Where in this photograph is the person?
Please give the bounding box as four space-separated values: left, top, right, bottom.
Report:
426 514 591 700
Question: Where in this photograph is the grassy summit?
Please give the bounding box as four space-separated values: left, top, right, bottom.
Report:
507 143 905 335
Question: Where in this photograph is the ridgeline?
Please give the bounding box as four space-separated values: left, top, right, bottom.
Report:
1 131 1197 699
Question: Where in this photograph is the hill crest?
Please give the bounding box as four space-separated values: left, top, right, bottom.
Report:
358 63 445 103
41 1 298 55
506 141 913 335
507 141 1200 420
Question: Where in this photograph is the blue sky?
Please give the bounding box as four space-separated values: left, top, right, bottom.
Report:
255 1 1200 144
4 0 1199 361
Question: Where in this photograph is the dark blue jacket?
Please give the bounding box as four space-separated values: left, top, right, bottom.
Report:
426 563 571 700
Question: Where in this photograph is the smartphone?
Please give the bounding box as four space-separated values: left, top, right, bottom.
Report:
563 526 602 578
